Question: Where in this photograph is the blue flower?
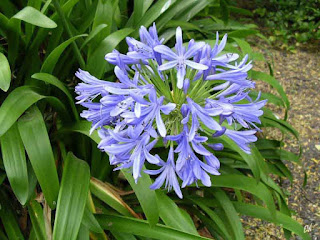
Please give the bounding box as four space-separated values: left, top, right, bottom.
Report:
206 92 267 129
166 126 220 188
181 97 222 140
101 126 159 181
224 129 257 153
127 23 164 64
75 23 266 198
154 27 208 89
145 146 182 198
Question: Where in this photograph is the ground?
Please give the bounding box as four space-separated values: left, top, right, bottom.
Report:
242 40 320 239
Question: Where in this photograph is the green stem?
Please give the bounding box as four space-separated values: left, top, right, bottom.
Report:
52 0 85 69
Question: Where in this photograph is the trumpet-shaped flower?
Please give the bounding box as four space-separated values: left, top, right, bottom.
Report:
75 23 266 198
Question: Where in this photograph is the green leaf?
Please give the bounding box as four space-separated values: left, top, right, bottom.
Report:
210 174 276 217
0 52 11 92
233 202 311 240
53 152 90 240
111 231 137 240
90 177 138 217
12 6 57 28
210 188 244 240
165 20 202 32
122 169 159 226
31 73 78 119
0 190 25 240
82 207 103 233
28 200 46 240
137 0 177 28
232 37 252 54
156 0 195 30
58 121 100 144
80 24 108 49
190 197 232 239
0 86 44 137
156 191 198 235
77 224 90 240
41 34 87 74
251 70 290 109
18 106 60 209
0 123 29 204
96 214 211 240
87 28 134 78
220 135 262 181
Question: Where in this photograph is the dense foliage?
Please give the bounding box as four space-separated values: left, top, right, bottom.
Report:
254 0 320 49
0 0 310 239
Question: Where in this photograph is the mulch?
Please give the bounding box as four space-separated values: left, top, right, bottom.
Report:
241 39 320 239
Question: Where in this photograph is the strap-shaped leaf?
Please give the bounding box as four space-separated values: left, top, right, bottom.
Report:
40 34 87 74
0 123 29 204
233 202 311 240
80 24 108 49
18 106 60 209
0 86 71 137
58 121 100 144
12 6 57 28
90 177 138 217
156 191 198 235
28 200 46 240
0 86 44 137
0 52 11 92
31 73 78 119
122 169 159 226
190 197 232 240
53 153 90 240
82 207 103 233
210 188 244 240
0 190 25 240
87 28 134 78
251 70 290 109
209 174 276 217
96 214 211 240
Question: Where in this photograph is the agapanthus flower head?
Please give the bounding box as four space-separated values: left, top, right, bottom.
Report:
75 24 266 198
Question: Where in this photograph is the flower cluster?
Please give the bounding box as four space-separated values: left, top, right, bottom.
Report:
75 23 266 198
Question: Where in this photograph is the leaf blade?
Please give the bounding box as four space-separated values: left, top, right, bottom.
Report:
53 152 90 240
12 6 57 28
0 52 11 92
18 106 60 209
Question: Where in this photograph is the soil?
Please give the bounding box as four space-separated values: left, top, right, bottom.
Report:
241 39 320 239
